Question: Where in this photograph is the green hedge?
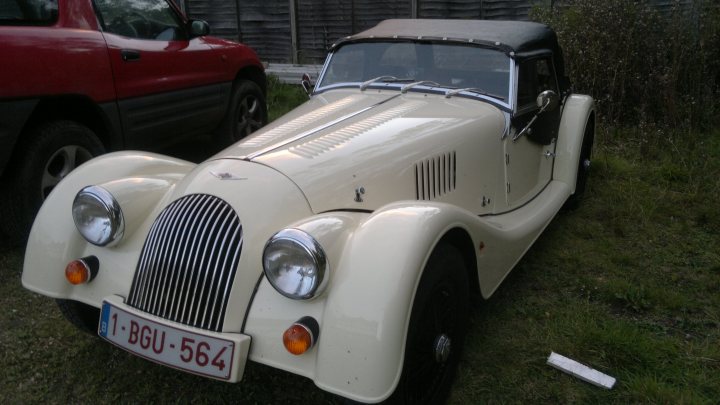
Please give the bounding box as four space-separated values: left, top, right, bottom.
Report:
532 0 720 133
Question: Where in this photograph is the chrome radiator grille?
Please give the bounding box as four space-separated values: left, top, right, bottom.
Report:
127 194 243 332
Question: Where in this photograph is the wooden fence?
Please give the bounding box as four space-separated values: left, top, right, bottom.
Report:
181 0 699 65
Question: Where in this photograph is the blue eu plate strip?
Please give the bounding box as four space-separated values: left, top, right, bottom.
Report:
98 301 111 337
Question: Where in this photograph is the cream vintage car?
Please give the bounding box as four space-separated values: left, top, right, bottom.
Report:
22 19 594 404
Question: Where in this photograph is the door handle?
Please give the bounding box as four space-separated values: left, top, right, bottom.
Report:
121 49 141 61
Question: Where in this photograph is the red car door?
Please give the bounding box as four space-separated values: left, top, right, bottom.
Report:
93 0 233 147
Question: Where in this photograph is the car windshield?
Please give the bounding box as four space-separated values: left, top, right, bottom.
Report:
0 0 57 25
318 41 511 101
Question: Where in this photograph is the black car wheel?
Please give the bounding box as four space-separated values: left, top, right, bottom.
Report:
0 120 104 243
216 80 267 147
390 244 469 405
56 299 101 335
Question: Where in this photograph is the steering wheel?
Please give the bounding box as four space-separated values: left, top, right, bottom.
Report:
109 16 138 38
123 11 150 37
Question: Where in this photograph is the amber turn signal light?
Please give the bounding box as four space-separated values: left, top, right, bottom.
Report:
283 316 320 356
65 260 90 285
64 256 99 285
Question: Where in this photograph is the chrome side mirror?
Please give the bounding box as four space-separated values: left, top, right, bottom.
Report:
514 90 560 142
301 73 313 96
536 90 559 112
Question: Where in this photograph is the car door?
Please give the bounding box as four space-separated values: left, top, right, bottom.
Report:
504 56 560 208
93 0 231 148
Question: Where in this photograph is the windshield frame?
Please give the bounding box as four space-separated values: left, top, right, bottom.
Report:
314 39 515 112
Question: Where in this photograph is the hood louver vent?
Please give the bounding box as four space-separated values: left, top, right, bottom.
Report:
415 152 457 200
127 194 242 332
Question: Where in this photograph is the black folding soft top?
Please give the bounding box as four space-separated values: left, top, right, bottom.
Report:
333 19 569 93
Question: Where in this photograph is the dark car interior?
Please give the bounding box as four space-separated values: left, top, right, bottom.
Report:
0 0 58 24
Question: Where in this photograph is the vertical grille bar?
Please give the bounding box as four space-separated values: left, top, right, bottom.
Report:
158 194 206 319
191 207 233 328
201 211 240 330
176 196 223 322
138 199 186 309
183 200 226 326
146 198 198 316
152 195 200 317
170 197 207 318
127 194 243 332
215 233 243 330
169 195 211 321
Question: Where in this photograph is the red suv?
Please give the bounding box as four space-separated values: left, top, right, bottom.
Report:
0 0 267 242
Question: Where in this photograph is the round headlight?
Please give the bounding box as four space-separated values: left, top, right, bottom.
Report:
72 185 124 246
263 229 328 300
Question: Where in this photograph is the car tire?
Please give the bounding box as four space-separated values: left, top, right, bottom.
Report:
56 299 101 335
216 80 267 147
564 119 594 210
389 244 469 405
0 120 104 243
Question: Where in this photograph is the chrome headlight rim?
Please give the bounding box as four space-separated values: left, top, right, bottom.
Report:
72 185 124 247
263 228 328 300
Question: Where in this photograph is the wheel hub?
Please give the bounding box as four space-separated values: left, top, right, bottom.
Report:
433 333 452 363
582 158 591 170
42 145 94 199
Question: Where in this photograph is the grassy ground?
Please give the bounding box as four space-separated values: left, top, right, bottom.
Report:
1 83 718 403
266 76 309 122
450 131 720 403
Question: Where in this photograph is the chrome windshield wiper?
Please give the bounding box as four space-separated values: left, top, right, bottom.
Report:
445 87 505 101
360 76 415 91
400 80 439 93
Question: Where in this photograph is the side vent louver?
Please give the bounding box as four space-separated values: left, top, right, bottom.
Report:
415 152 457 200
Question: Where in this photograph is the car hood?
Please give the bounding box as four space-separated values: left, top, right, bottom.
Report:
215 88 506 212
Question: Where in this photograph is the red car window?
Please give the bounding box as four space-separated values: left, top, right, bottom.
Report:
94 0 184 40
0 0 58 25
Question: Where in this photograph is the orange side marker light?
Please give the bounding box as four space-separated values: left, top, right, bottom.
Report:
282 316 320 356
65 259 90 285
64 256 99 285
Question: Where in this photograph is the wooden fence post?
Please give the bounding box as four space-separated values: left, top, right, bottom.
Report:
235 0 243 42
289 0 299 64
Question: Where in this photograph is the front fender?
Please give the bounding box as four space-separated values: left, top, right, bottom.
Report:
22 151 194 304
244 201 480 403
316 202 477 402
555 94 595 192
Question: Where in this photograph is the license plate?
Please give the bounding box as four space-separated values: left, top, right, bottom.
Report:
98 298 246 381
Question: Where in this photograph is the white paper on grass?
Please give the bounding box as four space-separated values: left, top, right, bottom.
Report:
547 352 616 389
